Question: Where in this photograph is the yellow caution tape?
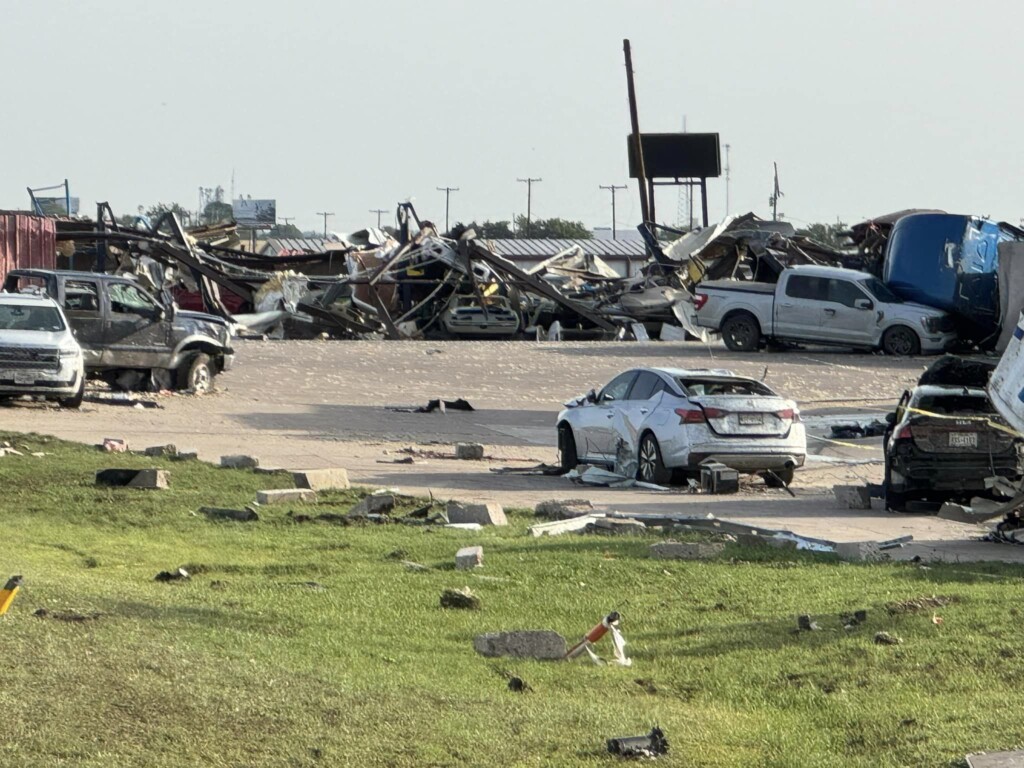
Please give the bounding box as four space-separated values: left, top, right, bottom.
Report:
0 575 22 617
807 435 878 451
903 407 1024 440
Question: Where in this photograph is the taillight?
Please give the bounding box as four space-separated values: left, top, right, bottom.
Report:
693 293 709 311
675 408 706 424
896 425 913 440
776 408 799 422
702 407 727 419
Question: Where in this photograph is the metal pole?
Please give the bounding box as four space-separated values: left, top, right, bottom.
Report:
64 179 70 217
517 178 541 237
724 144 731 215
599 184 627 239
623 39 650 225
700 178 709 228
435 187 459 232
369 209 387 228
316 211 334 237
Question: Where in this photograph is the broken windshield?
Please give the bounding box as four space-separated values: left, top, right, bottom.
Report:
0 305 65 332
678 377 774 397
859 276 902 304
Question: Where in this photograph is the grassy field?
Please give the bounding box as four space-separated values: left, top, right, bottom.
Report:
2 432 1024 766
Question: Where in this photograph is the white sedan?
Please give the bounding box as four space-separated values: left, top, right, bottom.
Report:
556 367 807 485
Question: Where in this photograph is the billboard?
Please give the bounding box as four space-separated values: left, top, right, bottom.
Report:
627 133 721 179
232 198 276 227
34 197 80 216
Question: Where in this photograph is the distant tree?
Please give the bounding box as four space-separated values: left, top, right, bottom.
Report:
797 222 849 250
145 202 191 225
516 215 592 239
202 201 234 225
452 220 515 239
267 223 303 238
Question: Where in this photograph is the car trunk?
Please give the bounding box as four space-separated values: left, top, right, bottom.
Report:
689 395 795 437
908 415 1015 455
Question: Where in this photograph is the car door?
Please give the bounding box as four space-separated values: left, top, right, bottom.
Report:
60 278 106 368
773 275 825 339
103 282 172 368
820 278 875 346
580 371 638 460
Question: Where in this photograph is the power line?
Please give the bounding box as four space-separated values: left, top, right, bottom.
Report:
599 184 627 239
369 208 387 228
516 177 542 237
316 211 334 237
435 187 459 233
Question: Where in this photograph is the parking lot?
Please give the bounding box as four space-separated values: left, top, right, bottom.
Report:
1 338 1015 562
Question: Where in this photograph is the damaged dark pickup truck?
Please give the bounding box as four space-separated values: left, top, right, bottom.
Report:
2 270 233 393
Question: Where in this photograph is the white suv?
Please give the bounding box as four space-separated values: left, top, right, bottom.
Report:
0 292 85 408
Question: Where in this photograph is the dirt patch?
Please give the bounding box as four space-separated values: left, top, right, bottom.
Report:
34 608 102 623
886 595 961 614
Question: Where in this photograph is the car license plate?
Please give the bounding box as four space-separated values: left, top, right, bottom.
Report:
14 371 37 385
949 432 978 448
738 413 764 426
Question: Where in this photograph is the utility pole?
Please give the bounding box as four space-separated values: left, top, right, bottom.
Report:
516 178 542 237
316 211 334 237
435 187 459 233
724 144 732 215
599 184 627 239
623 39 650 226
369 208 387 228
768 162 783 222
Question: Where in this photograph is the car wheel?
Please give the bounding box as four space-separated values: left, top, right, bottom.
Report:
637 433 672 485
176 353 213 394
558 423 578 473
59 377 84 409
721 313 762 352
881 326 921 356
764 468 794 487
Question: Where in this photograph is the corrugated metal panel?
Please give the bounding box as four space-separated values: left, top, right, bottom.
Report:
486 238 647 259
0 212 57 282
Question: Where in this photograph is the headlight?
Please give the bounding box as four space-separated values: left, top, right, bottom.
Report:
921 316 938 333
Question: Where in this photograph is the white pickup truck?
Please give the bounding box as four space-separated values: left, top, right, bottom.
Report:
693 265 957 355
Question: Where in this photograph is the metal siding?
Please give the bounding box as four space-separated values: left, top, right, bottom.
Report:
487 238 647 259
0 213 57 282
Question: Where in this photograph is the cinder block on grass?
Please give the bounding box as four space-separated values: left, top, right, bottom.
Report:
447 501 507 526
255 489 316 505
292 468 350 491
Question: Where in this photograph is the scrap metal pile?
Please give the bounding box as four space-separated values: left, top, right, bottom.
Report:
53 203 856 343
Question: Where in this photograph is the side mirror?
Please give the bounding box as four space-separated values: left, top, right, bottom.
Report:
885 412 897 425
854 298 873 310
586 388 598 404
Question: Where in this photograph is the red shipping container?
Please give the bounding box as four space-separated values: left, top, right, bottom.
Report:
0 212 57 283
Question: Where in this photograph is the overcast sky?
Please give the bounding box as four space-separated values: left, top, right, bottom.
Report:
3 0 1021 234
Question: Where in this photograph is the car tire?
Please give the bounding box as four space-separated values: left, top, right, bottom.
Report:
721 312 762 352
176 353 213 394
637 433 672 485
59 377 84 409
558 423 578 473
881 326 921 356
764 468 794 487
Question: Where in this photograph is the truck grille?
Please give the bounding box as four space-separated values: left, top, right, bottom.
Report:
0 346 60 370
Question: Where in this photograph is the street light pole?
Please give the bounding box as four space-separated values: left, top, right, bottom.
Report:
599 184 627 239
435 187 459 233
316 211 334 237
369 208 387 228
516 177 542 237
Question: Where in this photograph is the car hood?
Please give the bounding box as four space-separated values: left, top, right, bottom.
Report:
0 329 78 349
176 309 230 328
898 301 949 319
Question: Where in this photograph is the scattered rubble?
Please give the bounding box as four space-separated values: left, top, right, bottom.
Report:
455 546 483 570
350 493 396 516
966 749 1024 767
154 567 190 582
886 595 959 614
650 541 726 560
95 468 169 489
440 587 481 610
33 608 102 623
292 468 350 491
797 614 821 632
101 437 128 453
446 501 507 527
874 631 903 645
201 506 259 522
221 455 259 469
143 444 178 457
473 630 567 659
256 489 316 505
833 485 872 510
606 727 669 759
534 498 594 519
454 442 485 460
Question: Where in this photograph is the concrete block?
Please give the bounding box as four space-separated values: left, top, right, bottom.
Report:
455 442 485 460
292 468 350 491
221 455 259 469
173 451 198 461
201 506 259 522
350 494 396 516
735 533 797 550
455 546 483 570
588 518 647 535
967 749 1024 768
534 498 594 519
96 468 168 489
101 437 128 453
833 485 872 510
440 587 480 610
447 501 507 526
143 444 177 457
473 630 567 660
834 541 885 562
650 541 726 560
255 489 316 505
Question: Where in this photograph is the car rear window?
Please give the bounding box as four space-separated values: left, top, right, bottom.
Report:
678 377 774 396
0 304 65 332
915 394 995 415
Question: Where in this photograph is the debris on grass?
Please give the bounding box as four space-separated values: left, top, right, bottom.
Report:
440 587 481 610
201 506 259 522
874 631 903 645
566 611 631 666
155 567 190 582
886 595 960 614
797 614 821 632
33 608 102 623
507 676 532 693
606 726 669 758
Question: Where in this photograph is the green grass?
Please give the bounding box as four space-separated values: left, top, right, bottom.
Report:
1 432 1024 766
